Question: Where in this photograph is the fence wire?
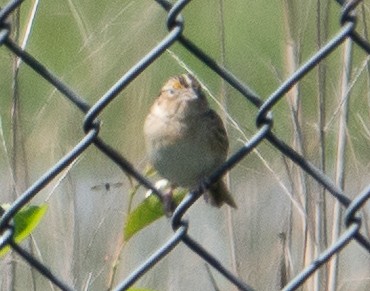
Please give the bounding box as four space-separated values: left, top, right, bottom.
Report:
0 0 370 290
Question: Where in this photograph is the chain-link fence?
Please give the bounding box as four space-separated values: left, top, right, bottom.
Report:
1 0 370 290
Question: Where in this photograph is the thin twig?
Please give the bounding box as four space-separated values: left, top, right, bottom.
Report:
315 1 330 289
327 37 353 291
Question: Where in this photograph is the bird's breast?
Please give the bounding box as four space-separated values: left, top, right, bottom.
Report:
144 114 221 187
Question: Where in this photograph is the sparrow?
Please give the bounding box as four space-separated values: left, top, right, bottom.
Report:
143 73 236 210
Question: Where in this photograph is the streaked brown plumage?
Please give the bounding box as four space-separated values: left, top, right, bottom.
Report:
144 74 236 209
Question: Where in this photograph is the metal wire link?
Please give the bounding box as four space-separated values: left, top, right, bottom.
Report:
0 0 369 290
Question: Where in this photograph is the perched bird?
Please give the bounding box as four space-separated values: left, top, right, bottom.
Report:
144 73 236 210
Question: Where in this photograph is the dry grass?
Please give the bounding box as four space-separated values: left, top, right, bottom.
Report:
1 1 370 290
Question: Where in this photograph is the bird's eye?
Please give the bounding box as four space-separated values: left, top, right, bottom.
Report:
167 89 175 95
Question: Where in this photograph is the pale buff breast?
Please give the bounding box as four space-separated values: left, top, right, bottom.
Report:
144 112 225 188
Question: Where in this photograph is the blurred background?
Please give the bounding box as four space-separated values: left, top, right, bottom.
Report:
1 0 370 290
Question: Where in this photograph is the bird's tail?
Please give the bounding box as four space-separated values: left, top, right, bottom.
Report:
207 180 237 208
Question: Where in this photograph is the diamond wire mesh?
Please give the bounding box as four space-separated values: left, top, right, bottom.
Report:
0 0 370 290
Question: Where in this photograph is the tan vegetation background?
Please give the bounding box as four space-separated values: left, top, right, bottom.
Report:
0 0 370 290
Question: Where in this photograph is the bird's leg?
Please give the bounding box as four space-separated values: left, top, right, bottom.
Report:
163 184 177 217
199 179 211 204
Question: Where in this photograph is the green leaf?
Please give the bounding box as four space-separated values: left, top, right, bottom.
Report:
124 188 186 241
0 204 48 257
